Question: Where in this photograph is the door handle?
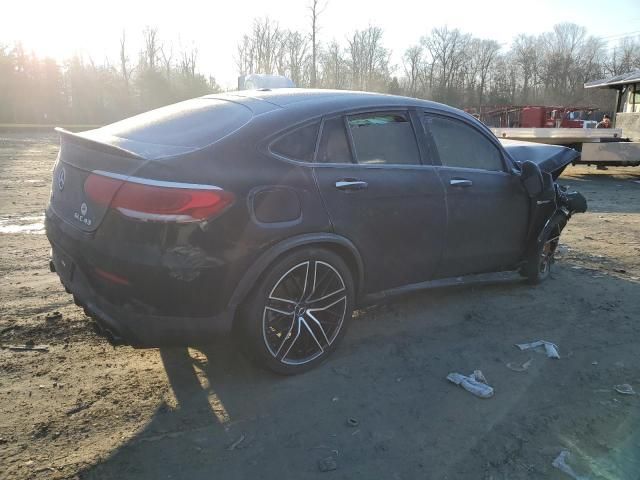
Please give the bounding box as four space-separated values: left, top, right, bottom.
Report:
335 179 368 191
450 178 473 187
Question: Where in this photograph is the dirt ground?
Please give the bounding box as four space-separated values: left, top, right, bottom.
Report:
1 131 639 480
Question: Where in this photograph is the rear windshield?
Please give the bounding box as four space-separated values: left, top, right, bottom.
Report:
96 98 253 148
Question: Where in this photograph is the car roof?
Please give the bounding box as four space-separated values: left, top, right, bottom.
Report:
202 88 462 117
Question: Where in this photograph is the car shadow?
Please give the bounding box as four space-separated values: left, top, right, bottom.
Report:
78 268 640 480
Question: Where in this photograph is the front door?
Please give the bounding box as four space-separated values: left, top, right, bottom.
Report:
422 113 530 278
313 111 446 294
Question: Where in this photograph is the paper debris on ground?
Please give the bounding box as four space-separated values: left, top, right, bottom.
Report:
446 370 494 399
552 450 590 480
515 340 560 359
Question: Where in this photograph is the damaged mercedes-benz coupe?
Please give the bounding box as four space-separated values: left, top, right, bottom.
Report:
46 89 586 374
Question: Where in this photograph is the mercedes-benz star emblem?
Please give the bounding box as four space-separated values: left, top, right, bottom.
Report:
57 167 66 191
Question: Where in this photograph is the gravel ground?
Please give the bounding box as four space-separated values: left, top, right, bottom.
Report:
1 132 639 480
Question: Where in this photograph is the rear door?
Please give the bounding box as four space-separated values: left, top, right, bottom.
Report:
421 113 529 278
313 110 446 294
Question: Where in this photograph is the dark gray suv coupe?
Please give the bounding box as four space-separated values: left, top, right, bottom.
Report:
46 89 586 374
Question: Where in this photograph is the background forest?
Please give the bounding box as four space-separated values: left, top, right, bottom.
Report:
1 11 639 125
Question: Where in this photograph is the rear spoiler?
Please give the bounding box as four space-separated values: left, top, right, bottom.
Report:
55 127 146 160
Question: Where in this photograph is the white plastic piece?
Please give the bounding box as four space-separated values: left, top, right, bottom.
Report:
614 384 636 395
552 450 590 480
515 340 560 359
473 370 487 383
446 371 494 399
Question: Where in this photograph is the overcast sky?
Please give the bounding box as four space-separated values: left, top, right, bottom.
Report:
3 0 639 88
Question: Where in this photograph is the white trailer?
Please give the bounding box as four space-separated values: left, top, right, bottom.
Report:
491 127 640 167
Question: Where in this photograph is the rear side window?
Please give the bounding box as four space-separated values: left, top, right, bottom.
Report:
316 117 353 164
271 121 321 162
347 112 421 165
425 116 504 171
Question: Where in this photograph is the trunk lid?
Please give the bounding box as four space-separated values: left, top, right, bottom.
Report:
50 131 148 232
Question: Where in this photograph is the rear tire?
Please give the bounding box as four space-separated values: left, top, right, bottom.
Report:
240 248 355 375
521 221 562 285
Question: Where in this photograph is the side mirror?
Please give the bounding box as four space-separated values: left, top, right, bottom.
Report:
521 161 544 198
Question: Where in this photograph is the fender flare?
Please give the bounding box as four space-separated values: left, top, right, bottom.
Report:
228 232 365 313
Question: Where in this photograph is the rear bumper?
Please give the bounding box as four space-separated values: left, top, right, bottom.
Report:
45 210 235 346
49 245 234 346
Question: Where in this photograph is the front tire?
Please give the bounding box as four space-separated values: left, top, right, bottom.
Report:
522 220 562 284
241 248 355 375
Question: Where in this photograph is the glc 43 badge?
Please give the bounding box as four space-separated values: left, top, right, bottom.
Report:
74 202 92 226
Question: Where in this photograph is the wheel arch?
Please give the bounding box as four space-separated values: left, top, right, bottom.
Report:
228 233 365 315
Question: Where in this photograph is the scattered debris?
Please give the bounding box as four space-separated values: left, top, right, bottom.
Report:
318 456 338 472
346 417 359 427
65 402 93 416
614 384 636 395
515 340 560 359
552 450 589 480
506 358 533 372
34 466 57 474
45 311 63 321
1 344 49 352
227 434 245 451
446 370 494 399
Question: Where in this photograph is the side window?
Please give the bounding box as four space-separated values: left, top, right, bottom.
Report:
316 117 353 164
347 112 421 165
425 115 504 171
270 121 320 162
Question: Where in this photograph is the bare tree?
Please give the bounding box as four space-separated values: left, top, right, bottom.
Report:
236 34 256 77
319 40 347 89
160 44 173 79
286 31 310 86
141 26 160 71
180 46 198 78
119 30 131 92
308 0 326 87
347 26 390 91
422 26 471 102
512 34 540 103
235 18 284 75
474 39 501 109
402 45 422 97
606 36 640 76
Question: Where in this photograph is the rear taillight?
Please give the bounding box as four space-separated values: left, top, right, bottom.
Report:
84 172 234 223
